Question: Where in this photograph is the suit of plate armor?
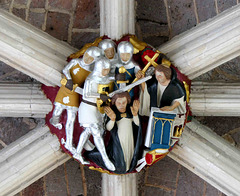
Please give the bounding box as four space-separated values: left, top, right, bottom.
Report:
73 57 115 171
50 46 101 154
114 41 140 98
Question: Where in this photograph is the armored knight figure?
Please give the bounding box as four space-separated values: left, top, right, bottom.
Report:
50 46 102 154
98 39 118 77
73 57 115 171
114 41 140 98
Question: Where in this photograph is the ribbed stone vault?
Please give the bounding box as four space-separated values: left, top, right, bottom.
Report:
1 2 240 196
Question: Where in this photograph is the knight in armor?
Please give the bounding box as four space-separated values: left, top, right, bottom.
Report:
98 39 118 78
50 46 101 154
73 57 115 171
114 41 140 98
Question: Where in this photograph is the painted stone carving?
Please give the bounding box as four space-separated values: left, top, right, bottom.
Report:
43 35 190 174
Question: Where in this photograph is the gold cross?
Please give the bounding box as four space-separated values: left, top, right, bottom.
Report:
143 52 160 72
130 51 160 86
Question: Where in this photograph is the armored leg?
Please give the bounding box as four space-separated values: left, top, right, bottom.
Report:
84 140 95 151
50 103 64 129
91 125 115 171
61 108 77 154
73 127 91 164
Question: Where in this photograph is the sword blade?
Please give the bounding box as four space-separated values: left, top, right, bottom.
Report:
108 75 152 97
75 86 83 95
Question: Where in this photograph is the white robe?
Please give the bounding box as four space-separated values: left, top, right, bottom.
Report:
139 82 186 148
139 82 186 116
106 116 139 171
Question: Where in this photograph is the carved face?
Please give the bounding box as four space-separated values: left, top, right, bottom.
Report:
104 48 115 59
115 97 128 113
120 53 131 62
155 70 168 85
102 68 110 76
83 53 94 64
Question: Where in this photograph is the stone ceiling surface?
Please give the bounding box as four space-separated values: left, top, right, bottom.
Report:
1 0 240 195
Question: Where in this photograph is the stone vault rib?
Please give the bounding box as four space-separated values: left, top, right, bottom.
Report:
158 4 240 80
1 118 240 196
169 119 240 196
1 2 240 195
190 81 240 116
100 1 138 195
0 125 70 196
2 3 240 85
0 83 52 118
0 9 77 87
5 79 240 118
100 0 135 40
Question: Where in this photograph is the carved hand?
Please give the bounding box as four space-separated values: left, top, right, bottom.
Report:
104 106 116 121
135 70 145 79
160 101 180 111
135 71 146 91
131 100 140 116
160 106 174 111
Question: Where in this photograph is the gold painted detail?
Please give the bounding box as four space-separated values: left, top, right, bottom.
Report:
70 64 91 85
118 66 130 84
60 78 67 86
117 80 129 84
119 66 133 78
133 47 139 54
120 113 127 118
54 85 80 107
108 82 114 93
173 127 183 137
144 53 159 68
154 50 171 67
153 117 174 121
97 83 112 114
69 37 103 59
183 81 190 103
89 166 111 174
130 51 160 85
96 99 104 113
162 58 171 67
97 84 111 94
119 66 126 74
146 149 168 165
60 78 78 91
125 69 132 78
129 35 148 54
